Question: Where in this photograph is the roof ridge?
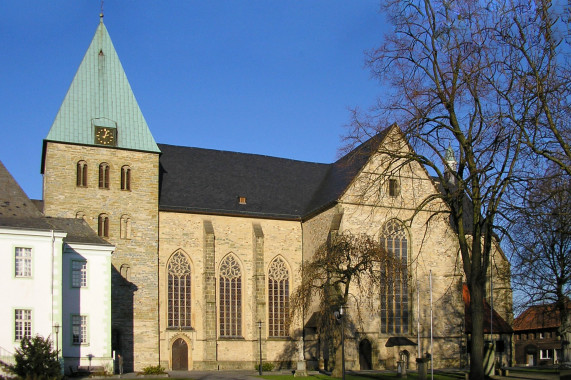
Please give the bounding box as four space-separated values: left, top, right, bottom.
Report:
157 143 330 166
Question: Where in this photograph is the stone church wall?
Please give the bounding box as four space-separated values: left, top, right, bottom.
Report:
43 142 160 372
158 211 303 370
315 131 466 370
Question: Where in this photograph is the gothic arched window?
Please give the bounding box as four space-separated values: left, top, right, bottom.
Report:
380 219 409 334
268 257 289 337
219 254 242 337
99 163 110 189
76 161 88 187
167 251 192 328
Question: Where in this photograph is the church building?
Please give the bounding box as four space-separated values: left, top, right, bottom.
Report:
34 17 513 373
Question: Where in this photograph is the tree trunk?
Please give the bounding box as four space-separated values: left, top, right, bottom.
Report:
469 280 485 379
331 338 343 378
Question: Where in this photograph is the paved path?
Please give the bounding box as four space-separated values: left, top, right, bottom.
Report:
168 370 263 379
114 370 272 379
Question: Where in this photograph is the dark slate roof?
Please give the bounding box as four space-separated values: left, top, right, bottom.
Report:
0 216 110 246
0 160 110 246
305 131 387 216
158 144 330 219
0 216 54 230
0 161 43 218
157 133 386 220
47 217 112 246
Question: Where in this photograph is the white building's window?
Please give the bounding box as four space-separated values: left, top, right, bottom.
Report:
72 261 87 287
15 309 32 340
72 315 88 344
15 247 32 277
540 349 552 359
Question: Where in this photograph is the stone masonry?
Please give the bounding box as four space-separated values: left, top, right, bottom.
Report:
42 142 160 372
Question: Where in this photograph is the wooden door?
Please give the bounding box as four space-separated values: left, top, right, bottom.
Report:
172 338 188 370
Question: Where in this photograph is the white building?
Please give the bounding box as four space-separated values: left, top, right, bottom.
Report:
0 161 114 374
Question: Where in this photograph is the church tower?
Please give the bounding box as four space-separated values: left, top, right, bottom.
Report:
42 16 160 372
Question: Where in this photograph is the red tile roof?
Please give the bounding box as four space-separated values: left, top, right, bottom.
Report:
513 301 571 331
463 284 513 334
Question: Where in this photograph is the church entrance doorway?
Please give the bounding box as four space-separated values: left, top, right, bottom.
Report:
172 338 188 370
359 339 372 370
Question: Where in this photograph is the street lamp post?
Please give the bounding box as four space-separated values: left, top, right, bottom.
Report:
53 323 60 361
335 305 346 380
257 320 263 375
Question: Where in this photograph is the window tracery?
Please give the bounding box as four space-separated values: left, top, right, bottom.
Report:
168 251 192 328
268 257 289 337
380 219 409 334
219 254 242 337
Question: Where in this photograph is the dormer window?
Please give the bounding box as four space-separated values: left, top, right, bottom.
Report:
238 196 247 205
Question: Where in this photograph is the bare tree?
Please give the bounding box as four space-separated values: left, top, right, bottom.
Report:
510 166 571 362
496 1 571 175
290 232 400 377
343 0 562 377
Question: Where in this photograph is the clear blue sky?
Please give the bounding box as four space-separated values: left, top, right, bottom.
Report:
1 1 387 200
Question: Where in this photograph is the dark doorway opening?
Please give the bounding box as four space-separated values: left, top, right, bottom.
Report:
359 339 372 370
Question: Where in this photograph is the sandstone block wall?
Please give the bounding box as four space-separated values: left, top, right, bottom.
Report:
158 212 304 370
43 142 160 372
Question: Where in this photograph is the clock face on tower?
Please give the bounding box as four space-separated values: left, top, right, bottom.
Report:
94 126 117 146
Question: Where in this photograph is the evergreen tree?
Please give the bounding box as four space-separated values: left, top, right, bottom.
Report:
9 335 61 380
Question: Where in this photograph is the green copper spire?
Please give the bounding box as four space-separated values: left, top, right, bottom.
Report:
46 19 160 153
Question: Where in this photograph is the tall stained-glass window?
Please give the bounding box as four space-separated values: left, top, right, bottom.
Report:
268 257 289 337
380 220 409 334
168 251 192 328
219 254 242 337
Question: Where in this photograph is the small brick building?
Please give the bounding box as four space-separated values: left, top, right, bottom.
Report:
513 302 570 366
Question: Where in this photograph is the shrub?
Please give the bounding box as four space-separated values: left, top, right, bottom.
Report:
255 362 275 372
141 365 166 375
8 335 61 380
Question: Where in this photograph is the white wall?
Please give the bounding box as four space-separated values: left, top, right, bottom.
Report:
61 242 113 371
0 227 65 356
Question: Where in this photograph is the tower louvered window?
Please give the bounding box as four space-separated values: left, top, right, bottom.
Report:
168 251 192 328
99 163 110 189
219 254 242 337
268 257 289 337
98 214 109 237
380 220 409 334
76 161 88 187
121 165 131 190
120 215 132 239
